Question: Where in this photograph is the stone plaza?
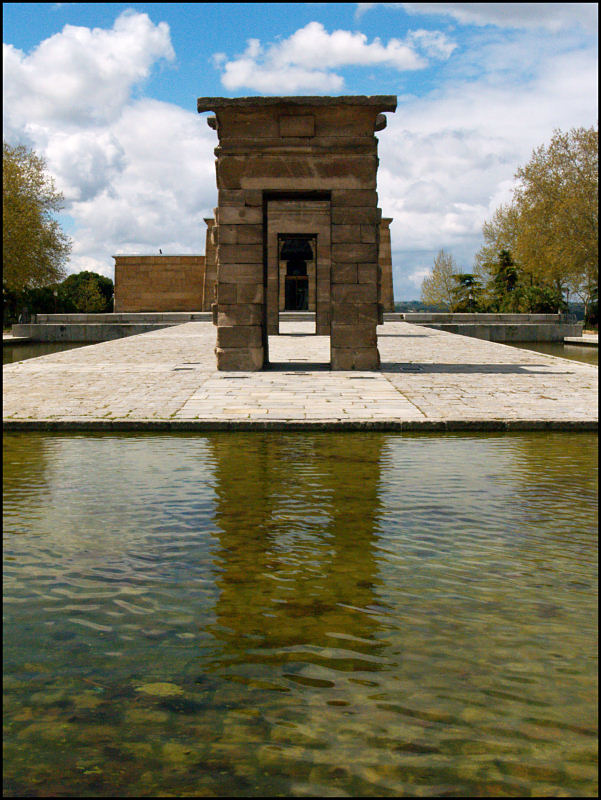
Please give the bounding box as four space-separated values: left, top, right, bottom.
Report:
3 320 597 430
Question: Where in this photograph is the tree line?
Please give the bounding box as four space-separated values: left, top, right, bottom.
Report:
421 125 598 326
3 271 114 325
3 141 113 325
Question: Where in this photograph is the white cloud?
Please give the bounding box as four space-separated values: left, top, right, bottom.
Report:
360 3 598 32
3 11 214 279
58 98 217 275
216 21 456 93
406 29 457 60
407 267 432 288
379 37 597 297
3 11 174 130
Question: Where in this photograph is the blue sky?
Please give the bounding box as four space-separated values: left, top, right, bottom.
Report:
3 3 598 299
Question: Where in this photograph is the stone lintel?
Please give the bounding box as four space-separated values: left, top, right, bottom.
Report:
198 96 397 112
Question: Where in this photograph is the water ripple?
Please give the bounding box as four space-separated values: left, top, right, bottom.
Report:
3 431 597 797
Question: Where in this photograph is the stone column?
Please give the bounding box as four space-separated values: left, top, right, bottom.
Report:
202 218 217 311
379 218 394 313
330 189 381 369
214 195 265 370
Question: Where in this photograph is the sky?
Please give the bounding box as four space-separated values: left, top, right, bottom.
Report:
3 3 598 300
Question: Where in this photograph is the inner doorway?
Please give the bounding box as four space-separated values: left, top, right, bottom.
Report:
280 236 313 311
265 197 331 368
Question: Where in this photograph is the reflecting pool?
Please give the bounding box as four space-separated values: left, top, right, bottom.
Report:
3 432 598 797
3 341 90 365
508 341 598 366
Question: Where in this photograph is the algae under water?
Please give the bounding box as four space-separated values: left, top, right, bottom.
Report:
3 431 598 797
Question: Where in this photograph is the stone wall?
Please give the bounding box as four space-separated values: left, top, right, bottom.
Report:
114 255 205 312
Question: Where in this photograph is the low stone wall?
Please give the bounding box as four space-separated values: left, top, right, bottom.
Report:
34 313 210 323
10 323 182 342
385 312 583 342
12 312 213 342
401 313 564 324
415 322 583 343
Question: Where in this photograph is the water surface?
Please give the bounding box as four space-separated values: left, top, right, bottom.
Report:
508 341 598 366
3 432 598 797
3 341 90 364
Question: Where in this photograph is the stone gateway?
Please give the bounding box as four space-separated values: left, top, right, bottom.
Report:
197 95 397 370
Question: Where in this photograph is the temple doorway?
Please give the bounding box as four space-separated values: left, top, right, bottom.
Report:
280 236 313 311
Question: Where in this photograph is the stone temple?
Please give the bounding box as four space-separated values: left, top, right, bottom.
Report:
114 95 396 370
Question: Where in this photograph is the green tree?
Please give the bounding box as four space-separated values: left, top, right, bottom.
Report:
475 125 598 309
75 276 106 313
451 273 484 312
57 271 113 313
3 141 71 292
514 126 597 293
490 249 522 312
420 249 458 310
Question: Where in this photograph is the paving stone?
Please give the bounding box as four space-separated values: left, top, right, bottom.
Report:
2 321 597 430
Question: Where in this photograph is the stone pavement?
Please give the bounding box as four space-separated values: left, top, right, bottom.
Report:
2 321 597 430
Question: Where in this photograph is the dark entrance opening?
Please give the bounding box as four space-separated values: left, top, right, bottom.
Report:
280 237 313 311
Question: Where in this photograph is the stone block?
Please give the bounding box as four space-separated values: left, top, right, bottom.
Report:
218 189 263 207
331 301 379 325
279 115 315 137
331 346 380 371
217 224 263 245
222 154 377 190
332 243 377 263
218 244 263 264
331 225 362 243
218 189 246 206
357 263 378 284
236 283 264 304
217 283 237 304
216 346 264 371
331 323 376 348
316 287 332 306
243 190 264 207
216 156 243 189
217 325 263 348
331 283 377 305
313 156 377 189
316 316 330 335
218 304 263 326
331 207 379 225
218 263 263 283
360 225 377 243
331 190 378 207
216 206 263 225
331 264 358 284
353 302 380 324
